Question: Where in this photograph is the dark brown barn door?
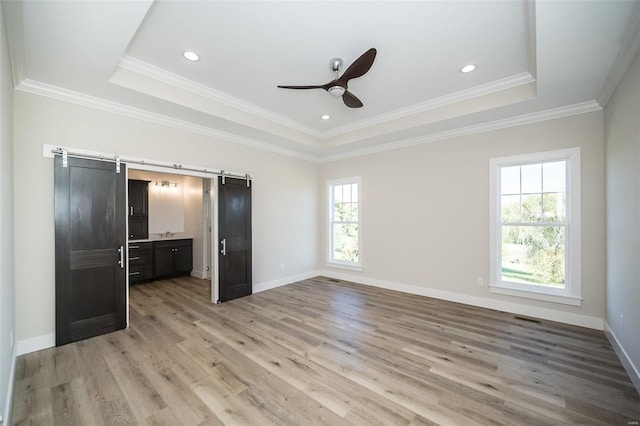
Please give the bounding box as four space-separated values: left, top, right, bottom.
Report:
55 156 127 346
218 176 252 302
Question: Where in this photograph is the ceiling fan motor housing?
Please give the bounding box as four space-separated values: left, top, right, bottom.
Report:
328 85 346 96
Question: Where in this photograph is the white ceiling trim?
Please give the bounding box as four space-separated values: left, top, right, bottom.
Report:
16 78 602 165
16 79 318 163
319 101 603 163
321 72 536 139
117 56 324 138
598 3 640 107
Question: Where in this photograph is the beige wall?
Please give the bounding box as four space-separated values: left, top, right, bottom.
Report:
0 4 16 420
13 91 319 343
320 112 606 322
182 175 205 277
604 50 640 374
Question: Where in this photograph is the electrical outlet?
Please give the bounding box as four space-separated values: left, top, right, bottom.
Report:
280 263 285 270
476 277 484 287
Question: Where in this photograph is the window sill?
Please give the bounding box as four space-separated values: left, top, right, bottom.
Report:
326 261 363 272
489 284 582 306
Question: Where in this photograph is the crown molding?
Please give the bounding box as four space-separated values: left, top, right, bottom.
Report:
598 3 640 107
118 56 325 139
320 72 536 139
16 78 602 165
319 101 602 163
2 0 25 88
16 79 319 163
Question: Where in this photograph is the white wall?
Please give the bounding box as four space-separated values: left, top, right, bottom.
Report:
13 91 319 345
0 4 16 422
604 50 640 385
183 175 204 277
320 112 606 326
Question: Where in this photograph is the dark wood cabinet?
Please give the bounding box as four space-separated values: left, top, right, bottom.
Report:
128 180 149 240
153 239 193 279
128 242 153 285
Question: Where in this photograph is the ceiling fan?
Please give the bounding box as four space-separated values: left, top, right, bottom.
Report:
277 48 377 108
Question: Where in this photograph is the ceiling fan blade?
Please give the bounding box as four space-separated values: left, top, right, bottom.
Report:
338 48 377 84
277 85 325 90
342 90 363 108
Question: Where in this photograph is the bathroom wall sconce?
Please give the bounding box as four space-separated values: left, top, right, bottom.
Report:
152 180 180 192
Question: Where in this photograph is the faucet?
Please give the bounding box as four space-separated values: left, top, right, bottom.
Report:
165 231 171 238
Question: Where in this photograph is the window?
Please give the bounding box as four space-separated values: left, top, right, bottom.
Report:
327 177 361 270
489 148 581 306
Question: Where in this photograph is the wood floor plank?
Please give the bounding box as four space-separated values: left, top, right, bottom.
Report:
11 276 640 425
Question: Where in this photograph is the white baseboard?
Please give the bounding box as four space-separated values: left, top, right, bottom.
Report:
604 321 640 394
191 270 207 279
317 270 603 330
16 333 55 356
254 270 320 294
2 345 17 425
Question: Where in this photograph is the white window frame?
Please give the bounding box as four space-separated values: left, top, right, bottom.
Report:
489 148 582 306
327 177 362 271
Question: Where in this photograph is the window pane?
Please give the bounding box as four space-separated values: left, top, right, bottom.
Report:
543 161 566 192
501 195 520 222
334 202 346 221
332 223 359 262
521 194 542 222
501 225 565 287
521 164 542 193
501 166 520 194
542 193 566 222
343 184 351 203
351 184 358 202
334 185 343 203
348 202 358 222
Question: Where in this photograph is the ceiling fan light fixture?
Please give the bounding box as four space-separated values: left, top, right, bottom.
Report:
321 115 331 120
460 64 477 73
328 86 346 97
182 51 200 62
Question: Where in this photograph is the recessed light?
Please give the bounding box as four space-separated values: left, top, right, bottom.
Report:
182 51 200 62
460 64 477 73
321 115 331 120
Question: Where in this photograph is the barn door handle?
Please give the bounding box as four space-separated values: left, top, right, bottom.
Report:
130 206 134 215
220 239 226 256
118 246 124 268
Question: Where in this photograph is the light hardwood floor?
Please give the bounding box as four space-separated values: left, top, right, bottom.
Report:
11 276 640 425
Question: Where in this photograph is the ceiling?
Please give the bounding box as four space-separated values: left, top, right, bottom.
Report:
4 1 640 162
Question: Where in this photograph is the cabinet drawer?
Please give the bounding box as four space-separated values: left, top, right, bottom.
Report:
129 242 152 254
128 250 152 266
129 264 153 283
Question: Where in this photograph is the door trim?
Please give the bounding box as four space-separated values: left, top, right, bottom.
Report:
212 177 220 303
